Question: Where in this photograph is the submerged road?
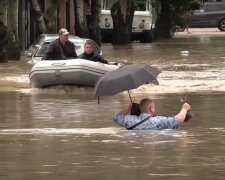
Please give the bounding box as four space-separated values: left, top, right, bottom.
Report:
0 31 225 180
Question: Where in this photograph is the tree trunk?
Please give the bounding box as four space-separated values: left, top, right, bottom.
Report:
0 22 7 62
110 0 134 45
30 0 47 34
74 0 89 37
45 0 59 33
155 0 172 39
89 0 101 46
7 0 21 60
0 0 8 62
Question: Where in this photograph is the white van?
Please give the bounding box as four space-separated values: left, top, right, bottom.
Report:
100 0 157 42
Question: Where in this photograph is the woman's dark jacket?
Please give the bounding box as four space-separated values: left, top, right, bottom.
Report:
78 52 108 64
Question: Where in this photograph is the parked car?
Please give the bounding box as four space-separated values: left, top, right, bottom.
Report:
26 34 103 65
25 34 62 56
188 2 225 31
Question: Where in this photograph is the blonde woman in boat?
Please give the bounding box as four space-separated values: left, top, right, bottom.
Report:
78 41 108 64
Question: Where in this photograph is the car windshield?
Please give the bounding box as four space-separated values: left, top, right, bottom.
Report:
74 42 84 55
134 0 147 11
204 4 225 12
34 41 83 57
103 0 147 11
104 0 117 10
32 35 45 46
34 42 50 57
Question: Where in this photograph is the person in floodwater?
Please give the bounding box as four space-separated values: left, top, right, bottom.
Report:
113 98 191 130
43 28 77 60
78 40 108 64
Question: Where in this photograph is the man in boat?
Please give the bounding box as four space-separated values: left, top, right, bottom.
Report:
78 40 108 64
113 98 191 130
43 28 77 60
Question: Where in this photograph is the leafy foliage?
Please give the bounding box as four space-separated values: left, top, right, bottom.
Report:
170 0 201 31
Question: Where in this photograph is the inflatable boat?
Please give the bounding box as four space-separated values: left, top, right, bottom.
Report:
29 59 119 88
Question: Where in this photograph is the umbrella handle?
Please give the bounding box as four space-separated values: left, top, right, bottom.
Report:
128 90 133 103
98 96 100 104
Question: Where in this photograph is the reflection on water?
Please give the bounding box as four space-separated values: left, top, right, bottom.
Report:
1 35 225 93
1 35 225 179
0 128 119 135
1 90 225 179
104 36 225 94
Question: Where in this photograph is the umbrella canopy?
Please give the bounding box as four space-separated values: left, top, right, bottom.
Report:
93 63 161 97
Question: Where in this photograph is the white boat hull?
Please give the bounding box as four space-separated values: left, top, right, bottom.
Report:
29 59 119 88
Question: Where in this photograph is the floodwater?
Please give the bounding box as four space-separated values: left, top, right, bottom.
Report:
1 33 225 180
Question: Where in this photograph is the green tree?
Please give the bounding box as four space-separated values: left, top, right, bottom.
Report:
7 0 21 60
30 0 59 34
30 0 47 34
155 0 200 39
74 0 135 45
171 0 201 31
0 21 7 62
0 0 8 62
89 0 101 46
74 0 101 46
44 0 59 33
155 0 171 38
110 0 135 45
0 0 21 62
74 0 90 38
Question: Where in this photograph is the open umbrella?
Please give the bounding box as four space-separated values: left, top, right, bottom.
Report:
93 63 161 103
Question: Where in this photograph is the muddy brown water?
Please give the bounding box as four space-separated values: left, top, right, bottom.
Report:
0 34 225 180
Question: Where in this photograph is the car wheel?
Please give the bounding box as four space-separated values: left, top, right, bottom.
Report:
218 19 225 31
